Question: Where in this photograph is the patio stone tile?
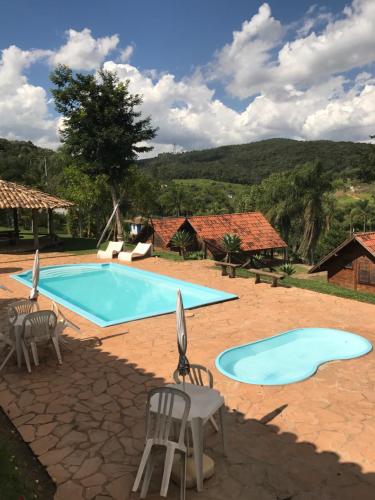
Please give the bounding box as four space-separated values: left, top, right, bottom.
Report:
13 412 36 426
81 472 107 487
63 449 89 467
46 402 71 414
39 446 74 466
92 393 112 405
58 430 88 448
29 414 53 425
57 411 75 423
47 464 71 484
105 474 133 500
54 480 84 500
27 402 46 413
53 423 74 438
88 429 109 443
93 378 108 395
73 457 102 480
18 424 35 442
85 485 104 499
37 392 61 403
19 390 36 408
100 435 122 457
31 434 59 455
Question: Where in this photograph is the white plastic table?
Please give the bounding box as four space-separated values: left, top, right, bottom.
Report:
150 382 226 491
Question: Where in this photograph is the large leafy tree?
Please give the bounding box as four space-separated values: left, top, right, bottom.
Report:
50 65 157 239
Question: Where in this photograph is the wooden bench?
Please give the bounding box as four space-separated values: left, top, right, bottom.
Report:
214 261 242 278
248 268 285 287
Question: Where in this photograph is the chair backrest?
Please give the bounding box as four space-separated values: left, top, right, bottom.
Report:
133 242 152 255
107 241 124 253
146 387 190 447
8 299 39 325
173 364 214 388
23 310 57 344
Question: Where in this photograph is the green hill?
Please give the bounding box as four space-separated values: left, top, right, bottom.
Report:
140 138 375 185
0 138 56 189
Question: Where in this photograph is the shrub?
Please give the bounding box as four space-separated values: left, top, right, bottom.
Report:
170 230 193 259
280 263 296 275
221 233 242 263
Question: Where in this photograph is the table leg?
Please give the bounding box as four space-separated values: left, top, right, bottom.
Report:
190 417 204 491
219 405 227 456
14 328 22 368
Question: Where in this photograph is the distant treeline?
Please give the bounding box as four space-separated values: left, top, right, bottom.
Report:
140 138 375 184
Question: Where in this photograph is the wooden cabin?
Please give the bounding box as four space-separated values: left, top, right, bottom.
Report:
150 212 287 260
309 232 375 293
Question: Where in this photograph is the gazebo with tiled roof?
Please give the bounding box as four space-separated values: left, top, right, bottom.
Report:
0 179 74 249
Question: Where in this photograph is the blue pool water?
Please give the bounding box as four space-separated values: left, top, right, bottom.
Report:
13 263 237 327
216 328 372 385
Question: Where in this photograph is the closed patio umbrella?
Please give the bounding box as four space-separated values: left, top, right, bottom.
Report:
176 289 190 390
29 249 40 300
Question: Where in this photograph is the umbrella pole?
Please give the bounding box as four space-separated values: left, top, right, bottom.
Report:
182 374 185 392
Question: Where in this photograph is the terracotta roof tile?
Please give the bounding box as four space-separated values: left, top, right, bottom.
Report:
152 212 287 251
355 232 375 257
189 212 287 251
0 179 74 209
151 217 186 246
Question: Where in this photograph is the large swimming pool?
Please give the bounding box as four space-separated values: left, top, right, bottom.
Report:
13 263 237 327
216 328 372 385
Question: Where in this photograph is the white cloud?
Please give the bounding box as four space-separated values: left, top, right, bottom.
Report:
209 3 284 98
212 0 375 98
51 28 119 70
119 45 134 63
0 45 59 149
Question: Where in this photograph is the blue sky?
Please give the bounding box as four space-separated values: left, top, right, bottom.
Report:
0 0 374 153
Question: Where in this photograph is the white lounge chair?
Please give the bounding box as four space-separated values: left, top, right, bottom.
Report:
118 242 152 262
97 241 124 259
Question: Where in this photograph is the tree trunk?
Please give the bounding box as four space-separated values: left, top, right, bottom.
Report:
110 184 124 241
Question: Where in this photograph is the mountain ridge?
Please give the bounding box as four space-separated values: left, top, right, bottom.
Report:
140 138 375 184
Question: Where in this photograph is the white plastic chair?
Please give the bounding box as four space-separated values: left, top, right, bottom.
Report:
0 325 31 373
8 299 39 368
173 364 219 432
132 387 191 499
51 301 80 350
118 242 152 262
23 310 61 366
8 299 39 326
97 241 124 259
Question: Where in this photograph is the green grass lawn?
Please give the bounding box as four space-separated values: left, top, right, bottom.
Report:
0 409 55 500
229 266 375 305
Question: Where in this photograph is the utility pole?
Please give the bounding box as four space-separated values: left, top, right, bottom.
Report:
29 156 48 188
30 156 53 235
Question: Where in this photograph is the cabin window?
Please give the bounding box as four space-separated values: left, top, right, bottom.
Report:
358 261 371 284
344 261 353 269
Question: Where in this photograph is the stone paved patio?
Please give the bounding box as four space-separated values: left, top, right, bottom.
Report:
0 251 375 499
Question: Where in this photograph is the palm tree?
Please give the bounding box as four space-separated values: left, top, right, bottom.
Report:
171 230 193 259
221 233 242 263
296 162 331 262
351 199 375 232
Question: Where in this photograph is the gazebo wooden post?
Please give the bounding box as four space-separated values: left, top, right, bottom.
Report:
47 208 54 236
32 209 39 250
12 208 19 237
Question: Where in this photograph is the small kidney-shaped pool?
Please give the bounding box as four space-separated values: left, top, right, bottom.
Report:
216 328 372 385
